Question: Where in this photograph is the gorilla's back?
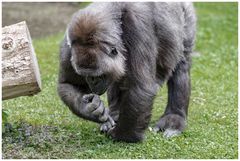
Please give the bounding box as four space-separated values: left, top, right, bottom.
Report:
153 2 196 52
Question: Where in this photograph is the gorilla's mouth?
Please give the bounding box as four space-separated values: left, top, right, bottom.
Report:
85 75 110 95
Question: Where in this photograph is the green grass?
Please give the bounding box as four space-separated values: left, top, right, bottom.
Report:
2 3 238 159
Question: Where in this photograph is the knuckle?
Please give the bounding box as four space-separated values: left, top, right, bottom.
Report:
91 102 99 108
99 115 108 122
93 94 99 99
93 101 100 107
86 104 96 112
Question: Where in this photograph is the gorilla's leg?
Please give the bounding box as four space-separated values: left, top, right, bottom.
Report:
154 59 191 138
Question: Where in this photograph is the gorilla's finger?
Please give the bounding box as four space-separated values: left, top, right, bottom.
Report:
100 121 115 134
108 116 116 126
100 124 107 132
101 122 111 132
107 126 115 136
91 94 101 107
92 101 104 116
106 121 115 130
85 103 96 112
99 108 109 122
82 94 94 103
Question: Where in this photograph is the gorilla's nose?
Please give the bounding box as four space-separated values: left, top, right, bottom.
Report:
80 63 97 70
87 76 99 85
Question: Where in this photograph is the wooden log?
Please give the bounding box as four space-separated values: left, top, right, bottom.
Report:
2 21 41 100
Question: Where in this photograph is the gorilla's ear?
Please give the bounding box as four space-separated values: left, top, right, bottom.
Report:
65 27 71 48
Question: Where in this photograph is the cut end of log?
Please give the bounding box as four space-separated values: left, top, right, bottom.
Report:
2 21 42 100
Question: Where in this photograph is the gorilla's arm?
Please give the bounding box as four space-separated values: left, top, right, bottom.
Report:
109 83 157 142
58 38 111 123
58 83 110 123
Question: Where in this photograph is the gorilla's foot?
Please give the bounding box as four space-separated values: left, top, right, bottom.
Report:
107 126 144 143
153 114 186 138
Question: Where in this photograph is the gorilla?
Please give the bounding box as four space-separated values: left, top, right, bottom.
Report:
58 2 196 143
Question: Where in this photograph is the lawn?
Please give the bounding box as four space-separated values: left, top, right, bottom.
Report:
2 2 238 159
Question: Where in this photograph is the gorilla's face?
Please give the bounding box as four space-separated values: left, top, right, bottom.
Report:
67 12 126 95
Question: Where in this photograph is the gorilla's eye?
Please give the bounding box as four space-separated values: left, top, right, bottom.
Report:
110 47 118 56
71 38 83 45
71 41 75 45
71 39 77 45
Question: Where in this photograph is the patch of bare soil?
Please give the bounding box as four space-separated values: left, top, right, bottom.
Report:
2 2 81 39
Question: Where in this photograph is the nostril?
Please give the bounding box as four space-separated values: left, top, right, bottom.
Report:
80 64 97 70
93 78 99 85
87 76 98 85
78 53 97 70
91 77 96 83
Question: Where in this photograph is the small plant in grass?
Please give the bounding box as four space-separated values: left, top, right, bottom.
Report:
2 109 11 133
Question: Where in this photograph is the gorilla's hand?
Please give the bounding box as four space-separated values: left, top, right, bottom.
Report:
100 116 116 133
81 94 109 122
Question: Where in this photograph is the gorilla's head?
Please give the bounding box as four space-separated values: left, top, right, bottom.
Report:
66 8 126 95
